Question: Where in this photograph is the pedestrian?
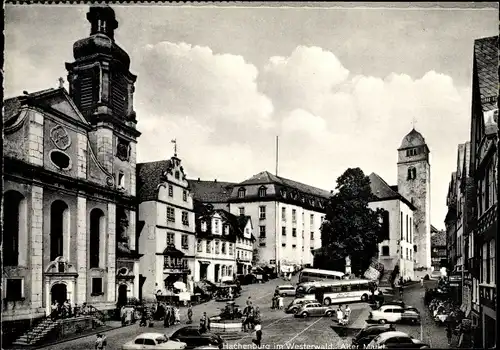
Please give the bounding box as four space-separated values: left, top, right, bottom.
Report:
51 302 58 320
254 306 261 324
344 305 351 323
246 296 252 306
278 296 284 310
187 304 193 324
336 305 344 325
174 306 181 324
95 333 107 350
200 312 208 333
420 276 424 288
252 322 262 347
446 325 453 345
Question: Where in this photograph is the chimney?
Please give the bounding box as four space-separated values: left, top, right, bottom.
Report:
214 179 217 183
197 178 200 182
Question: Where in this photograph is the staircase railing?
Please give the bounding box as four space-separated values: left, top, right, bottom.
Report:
87 304 107 324
26 309 60 344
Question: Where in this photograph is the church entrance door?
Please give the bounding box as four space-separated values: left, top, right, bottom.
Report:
51 283 67 305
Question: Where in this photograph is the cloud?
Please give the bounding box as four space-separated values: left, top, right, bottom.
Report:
135 41 274 129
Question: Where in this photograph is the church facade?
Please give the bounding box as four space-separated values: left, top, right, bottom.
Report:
2 5 141 330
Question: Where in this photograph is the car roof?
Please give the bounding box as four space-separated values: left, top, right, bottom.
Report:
136 333 166 338
380 305 402 309
376 331 409 340
278 285 295 288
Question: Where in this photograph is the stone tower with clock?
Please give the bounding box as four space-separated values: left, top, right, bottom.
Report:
65 5 143 307
397 128 432 270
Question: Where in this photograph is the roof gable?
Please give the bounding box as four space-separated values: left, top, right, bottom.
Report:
189 179 236 203
137 160 172 202
474 36 498 112
369 172 416 210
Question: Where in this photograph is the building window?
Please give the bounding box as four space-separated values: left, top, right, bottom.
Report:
3 191 26 267
282 227 286 236
229 243 234 255
175 171 180 180
238 188 246 198
400 212 403 240
259 206 266 220
381 210 390 240
183 190 187 202
206 240 212 253
89 208 105 268
414 245 417 253
167 207 175 222
168 184 173 197
292 209 296 223
214 219 220 234
259 226 266 238
301 212 305 226
302 230 304 238
239 207 245 216
118 172 125 189
282 243 286 247
215 241 220 254
281 207 286 221
410 217 412 243
406 148 418 157
407 167 417 180
182 211 189 226
489 240 495 284
167 232 175 245
259 241 266 247
381 246 389 256
222 242 226 254
302 246 304 251
91 278 103 296
310 214 314 229
406 214 409 242
259 186 267 197
181 235 188 249
237 250 240 259
197 239 202 252
310 232 314 240
410 249 412 261
5 278 23 301
50 200 69 261
201 221 207 232
292 228 297 237
292 244 296 249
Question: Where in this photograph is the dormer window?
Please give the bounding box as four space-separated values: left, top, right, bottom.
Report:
214 219 220 234
201 221 207 232
280 189 287 198
175 171 180 180
238 188 246 198
224 225 230 235
259 186 267 197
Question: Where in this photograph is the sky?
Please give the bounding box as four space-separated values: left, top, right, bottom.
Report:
4 2 498 230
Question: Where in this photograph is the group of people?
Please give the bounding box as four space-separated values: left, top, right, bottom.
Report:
271 291 284 310
242 297 261 332
335 304 351 326
50 300 92 320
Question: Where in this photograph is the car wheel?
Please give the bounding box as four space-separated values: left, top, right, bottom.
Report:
301 312 309 318
361 294 368 302
379 319 387 324
326 311 333 317
324 298 332 306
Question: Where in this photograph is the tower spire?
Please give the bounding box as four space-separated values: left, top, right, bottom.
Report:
87 4 118 40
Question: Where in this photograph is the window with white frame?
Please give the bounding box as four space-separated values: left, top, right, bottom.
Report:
197 239 203 252
222 242 226 254
167 232 175 245
259 186 267 197
91 277 103 295
489 240 495 284
167 207 175 222
215 240 220 254
183 190 188 202
214 219 220 234
229 243 234 255
201 221 207 232
168 184 173 197
482 243 488 283
282 227 286 236
237 250 241 259
206 240 212 253
259 226 266 238
238 188 246 198
292 228 297 237
310 231 314 240
182 211 189 226
292 209 296 223
259 206 266 220
310 214 314 229
239 207 245 216
181 235 188 249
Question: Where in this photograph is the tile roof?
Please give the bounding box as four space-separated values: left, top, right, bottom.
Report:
136 160 172 202
188 179 236 203
368 173 416 210
238 171 331 198
474 36 498 112
3 97 22 124
431 230 446 247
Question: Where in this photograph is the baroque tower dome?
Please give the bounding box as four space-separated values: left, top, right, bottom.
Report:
399 128 427 150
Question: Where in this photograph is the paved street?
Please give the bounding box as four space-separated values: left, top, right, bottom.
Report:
41 278 451 350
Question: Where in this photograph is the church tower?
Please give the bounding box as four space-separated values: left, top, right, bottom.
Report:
397 128 431 270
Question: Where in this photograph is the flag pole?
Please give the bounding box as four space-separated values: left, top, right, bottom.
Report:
275 136 279 176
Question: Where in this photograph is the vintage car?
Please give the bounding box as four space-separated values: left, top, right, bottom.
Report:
294 302 336 318
170 326 225 349
351 325 393 349
122 333 187 349
286 299 319 314
367 331 430 349
276 285 297 297
368 305 421 325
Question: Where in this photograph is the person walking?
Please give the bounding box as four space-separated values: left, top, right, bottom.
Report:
95 333 107 350
187 304 193 324
200 312 208 333
420 276 424 288
278 296 284 310
446 324 453 346
174 306 181 325
344 305 352 324
253 323 262 347
336 305 344 325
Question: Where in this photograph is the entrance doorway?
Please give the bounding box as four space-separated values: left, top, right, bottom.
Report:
51 283 67 305
214 264 220 282
199 263 208 280
118 284 128 307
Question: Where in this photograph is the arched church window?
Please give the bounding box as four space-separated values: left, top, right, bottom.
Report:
3 191 27 266
407 167 417 180
89 209 105 268
50 200 70 261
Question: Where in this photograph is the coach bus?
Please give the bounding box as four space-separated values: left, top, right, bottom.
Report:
297 268 347 283
298 279 375 305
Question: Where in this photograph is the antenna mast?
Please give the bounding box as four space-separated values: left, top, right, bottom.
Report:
275 136 279 176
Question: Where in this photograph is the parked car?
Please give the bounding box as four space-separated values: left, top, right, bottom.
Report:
377 300 406 309
351 325 393 349
122 333 187 349
367 331 430 349
294 302 335 318
368 305 421 325
170 327 224 349
276 285 296 297
286 299 319 314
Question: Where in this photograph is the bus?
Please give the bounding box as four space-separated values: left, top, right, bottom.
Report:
298 268 347 283
297 279 375 305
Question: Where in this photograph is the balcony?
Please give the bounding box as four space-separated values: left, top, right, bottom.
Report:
479 284 496 311
477 203 497 239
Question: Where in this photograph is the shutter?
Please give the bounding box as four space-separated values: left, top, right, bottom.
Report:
76 67 99 117
111 70 128 118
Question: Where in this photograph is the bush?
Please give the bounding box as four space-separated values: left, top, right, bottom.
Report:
424 274 430 280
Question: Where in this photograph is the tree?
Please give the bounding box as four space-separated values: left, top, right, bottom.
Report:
317 168 385 276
